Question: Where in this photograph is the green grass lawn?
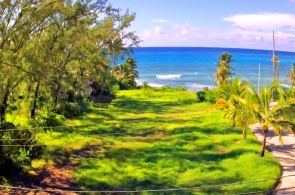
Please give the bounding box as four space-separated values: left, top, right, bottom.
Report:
35 88 281 194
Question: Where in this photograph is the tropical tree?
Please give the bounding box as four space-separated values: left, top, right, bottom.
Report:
220 78 254 139
287 63 295 87
215 52 234 87
0 0 140 175
224 81 295 157
0 0 140 122
112 57 139 89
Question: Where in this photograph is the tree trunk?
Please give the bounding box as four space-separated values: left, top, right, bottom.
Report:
260 129 268 157
0 80 10 123
243 127 247 139
54 83 61 111
31 80 40 118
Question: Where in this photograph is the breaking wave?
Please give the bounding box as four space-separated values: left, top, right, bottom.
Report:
156 74 181 79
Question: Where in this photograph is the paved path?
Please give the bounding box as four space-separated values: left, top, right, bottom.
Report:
251 124 295 195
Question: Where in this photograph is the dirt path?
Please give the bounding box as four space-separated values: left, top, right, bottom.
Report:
1 145 99 195
251 124 295 195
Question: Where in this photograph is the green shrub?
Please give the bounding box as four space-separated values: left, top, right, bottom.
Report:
141 81 151 89
161 86 173 91
0 122 44 176
196 91 206 102
204 89 219 103
29 114 46 128
175 86 187 91
57 102 81 118
45 113 66 126
6 104 18 113
110 84 120 95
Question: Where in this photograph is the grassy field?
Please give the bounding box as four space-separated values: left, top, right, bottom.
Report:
34 87 281 194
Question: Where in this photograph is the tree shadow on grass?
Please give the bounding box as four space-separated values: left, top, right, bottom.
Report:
75 139 259 194
4 144 112 195
113 98 193 114
168 126 241 137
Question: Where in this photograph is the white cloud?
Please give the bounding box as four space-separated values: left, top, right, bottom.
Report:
140 14 295 51
181 29 187 35
155 26 165 35
141 26 166 39
152 19 172 23
224 13 295 31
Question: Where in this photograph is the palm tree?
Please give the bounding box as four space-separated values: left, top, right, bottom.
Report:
287 63 295 87
222 78 255 139
224 81 295 157
215 52 234 87
112 57 139 89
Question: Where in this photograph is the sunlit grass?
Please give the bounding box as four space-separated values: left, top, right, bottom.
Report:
34 88 280 194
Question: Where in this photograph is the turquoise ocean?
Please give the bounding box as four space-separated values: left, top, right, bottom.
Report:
131 47 295 91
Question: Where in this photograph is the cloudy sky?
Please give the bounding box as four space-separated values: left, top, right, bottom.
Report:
110 0 295 51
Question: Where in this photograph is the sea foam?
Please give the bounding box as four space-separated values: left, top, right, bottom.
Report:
136 79 164 88
156 74 181 79
185 83 214 91
281 84 291 88
149 83 164 87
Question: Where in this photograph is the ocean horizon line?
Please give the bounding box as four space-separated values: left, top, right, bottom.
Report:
133 46 295 54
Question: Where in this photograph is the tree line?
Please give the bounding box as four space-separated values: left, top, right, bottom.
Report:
0 0 139 176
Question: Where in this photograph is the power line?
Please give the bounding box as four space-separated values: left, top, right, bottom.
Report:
0 124 96 132
0 175 295 194
0 138 32 141
0 145 37 147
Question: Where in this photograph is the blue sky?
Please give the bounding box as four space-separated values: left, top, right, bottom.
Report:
110 0 295 51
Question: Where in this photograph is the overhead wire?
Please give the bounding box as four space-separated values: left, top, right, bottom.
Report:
0 174 295 194
0 124 96 132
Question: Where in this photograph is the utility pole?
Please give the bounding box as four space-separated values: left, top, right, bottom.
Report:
258 63 260 94
277 60 280 82
272 31 276 83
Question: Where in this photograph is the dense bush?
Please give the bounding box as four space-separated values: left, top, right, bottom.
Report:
45 113 66 127
56 102 81 118
196 91 206 102
204 88 219 103
0 123 43 177
196 88 219 103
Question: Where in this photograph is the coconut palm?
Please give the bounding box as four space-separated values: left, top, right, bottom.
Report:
224 81 295 157
112 57 139 89
215 52 234 87
287 63 295 87
222 78 255 139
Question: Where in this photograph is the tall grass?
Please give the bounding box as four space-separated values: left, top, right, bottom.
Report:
35 87 280 194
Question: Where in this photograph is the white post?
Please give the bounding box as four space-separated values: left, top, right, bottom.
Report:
258 63 261 94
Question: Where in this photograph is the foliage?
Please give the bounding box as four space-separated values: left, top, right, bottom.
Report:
287 63 295 87
0 123 43 176
196 88 221 103
221 78 255 138
56 102 81 118
215 52 234 87
0 0 139 177
175 86 187 91
223 81 295 156
112 57 139 90
0 0 139 121
196 91 206 102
